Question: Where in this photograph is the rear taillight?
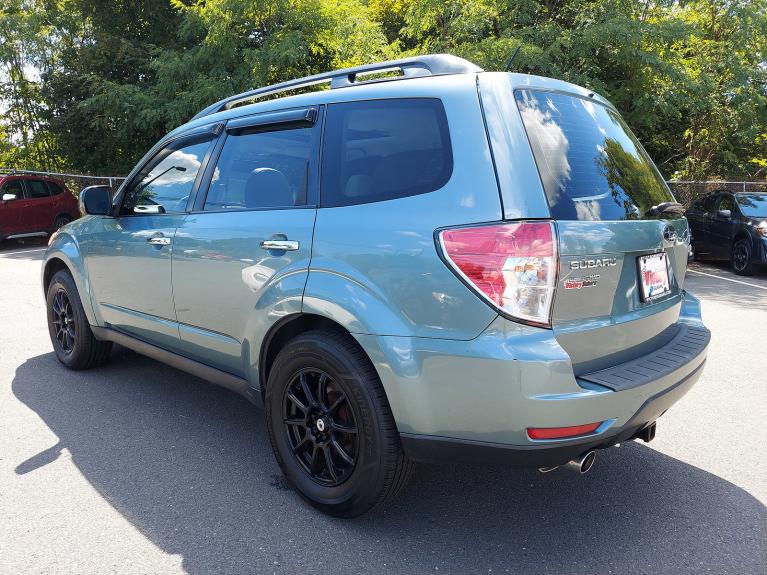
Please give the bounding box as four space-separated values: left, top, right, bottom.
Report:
527 422 602 440
438 221 557 327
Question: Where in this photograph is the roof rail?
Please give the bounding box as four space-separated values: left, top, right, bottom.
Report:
191 54 483 121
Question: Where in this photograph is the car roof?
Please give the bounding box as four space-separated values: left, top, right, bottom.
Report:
125 59 616 196
0 174 69 189
168 58 614 141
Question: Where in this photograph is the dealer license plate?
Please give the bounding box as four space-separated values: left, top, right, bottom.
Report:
638 252 671 301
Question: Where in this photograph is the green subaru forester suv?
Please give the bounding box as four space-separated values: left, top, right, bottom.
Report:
43 55 710 516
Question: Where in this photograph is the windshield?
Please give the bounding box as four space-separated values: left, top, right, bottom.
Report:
515 89 675 221
736 193 767 218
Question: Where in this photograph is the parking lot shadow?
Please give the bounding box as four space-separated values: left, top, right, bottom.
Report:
685 269 767 311
13 351 767 574
0 240 46 260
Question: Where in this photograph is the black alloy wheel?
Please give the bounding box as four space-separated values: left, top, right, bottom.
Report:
265 329 413 517
731 239 754 276
46 269 112 369
283 368 358 486
51 288 75 354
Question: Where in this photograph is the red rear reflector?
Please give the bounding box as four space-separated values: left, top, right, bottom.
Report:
527 422 602 440
438 221 557 326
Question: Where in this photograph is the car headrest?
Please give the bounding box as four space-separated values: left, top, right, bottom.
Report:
344 174 375 198
244 167 294 208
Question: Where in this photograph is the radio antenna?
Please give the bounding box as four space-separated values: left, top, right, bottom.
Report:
505 44 522 71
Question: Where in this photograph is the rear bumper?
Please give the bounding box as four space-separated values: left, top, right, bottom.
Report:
401 358 705 467
357 291 709 465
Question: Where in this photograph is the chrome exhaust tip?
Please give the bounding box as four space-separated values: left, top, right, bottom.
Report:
564 450 597 474
636 422 657 443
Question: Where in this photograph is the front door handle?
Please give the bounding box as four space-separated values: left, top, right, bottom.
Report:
147 236 171 246
260 239 299 251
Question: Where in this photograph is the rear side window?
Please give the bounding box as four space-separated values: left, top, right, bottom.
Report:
27 180 51 198
515 89 674 221
47 181 65 196
204 127 313 210
320 98 452 207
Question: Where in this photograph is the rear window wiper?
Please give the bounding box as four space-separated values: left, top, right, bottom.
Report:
645 202 685 219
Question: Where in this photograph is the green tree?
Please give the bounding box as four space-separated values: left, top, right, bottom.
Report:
0 0 62 170
40 0 188 174
393 0 767 180
0 0 765 184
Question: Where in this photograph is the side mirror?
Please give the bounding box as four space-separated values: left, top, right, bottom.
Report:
717 209 732 220
79 185 112 216
2 193 17 202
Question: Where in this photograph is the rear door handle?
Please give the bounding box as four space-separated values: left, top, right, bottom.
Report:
148 236 171 246
260 239 299 251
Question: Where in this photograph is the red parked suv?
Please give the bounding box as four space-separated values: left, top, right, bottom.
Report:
0 173 79 241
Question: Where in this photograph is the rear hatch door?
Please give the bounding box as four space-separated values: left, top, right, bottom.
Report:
485 79 691 374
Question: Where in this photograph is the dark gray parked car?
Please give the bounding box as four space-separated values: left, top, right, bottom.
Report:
686 191 767 275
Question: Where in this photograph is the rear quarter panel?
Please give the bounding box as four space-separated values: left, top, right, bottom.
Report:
304 75 502 340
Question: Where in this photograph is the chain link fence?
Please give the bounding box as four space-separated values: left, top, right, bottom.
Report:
3 168 765 211
0 168 125 195
667 181 767 208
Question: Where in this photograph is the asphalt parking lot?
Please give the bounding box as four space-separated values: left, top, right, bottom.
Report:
1 241 765 575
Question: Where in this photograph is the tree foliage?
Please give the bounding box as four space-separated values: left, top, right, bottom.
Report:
1 0 765 180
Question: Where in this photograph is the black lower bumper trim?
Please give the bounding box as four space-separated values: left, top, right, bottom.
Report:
400 358 706 468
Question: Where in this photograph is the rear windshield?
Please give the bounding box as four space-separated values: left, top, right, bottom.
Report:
736 194 767 218
515 89 674 221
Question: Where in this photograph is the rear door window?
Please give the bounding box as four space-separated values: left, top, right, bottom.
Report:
26 180 51 199
320 98 452 207
515 89 674 221
204 126 314 210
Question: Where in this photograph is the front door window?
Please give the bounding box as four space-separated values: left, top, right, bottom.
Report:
120 138 213 215
1 180 25 199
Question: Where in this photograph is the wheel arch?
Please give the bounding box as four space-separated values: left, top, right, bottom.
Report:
52 211 74 228
259 313 378 400
733 229 753 248
43 234 98 326
43 257 70 293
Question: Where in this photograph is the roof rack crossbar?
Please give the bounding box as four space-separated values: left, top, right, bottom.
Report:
191 54 482 121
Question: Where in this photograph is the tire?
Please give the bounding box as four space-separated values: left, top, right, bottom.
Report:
265 329 412 517
731 238 756 276
53 214 72 230
46 270 112 369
